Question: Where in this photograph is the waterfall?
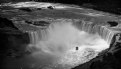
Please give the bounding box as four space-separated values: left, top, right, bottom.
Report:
28 28 49 45
74 20 114 45
24 20 115 69
27 20 114 54
100 26 114 44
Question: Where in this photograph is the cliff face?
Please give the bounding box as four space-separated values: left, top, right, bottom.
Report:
0 17 30 59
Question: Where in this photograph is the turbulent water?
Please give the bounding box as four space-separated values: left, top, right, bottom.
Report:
27 20 110 69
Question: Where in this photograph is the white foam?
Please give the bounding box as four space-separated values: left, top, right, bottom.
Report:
28 21 110 68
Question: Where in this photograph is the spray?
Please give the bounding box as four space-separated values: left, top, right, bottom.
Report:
27 20 110 69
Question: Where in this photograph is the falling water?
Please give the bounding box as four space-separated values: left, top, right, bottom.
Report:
27 20 111 69
74 20 114 44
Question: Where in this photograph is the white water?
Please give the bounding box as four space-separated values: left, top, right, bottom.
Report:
27 20 110 69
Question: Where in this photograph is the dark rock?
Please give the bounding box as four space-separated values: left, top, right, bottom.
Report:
32 21 50 26
47 6 54 9
19 8 32 12
0 17 18 29
107 21 118 27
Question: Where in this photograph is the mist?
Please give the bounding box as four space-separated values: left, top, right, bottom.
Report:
27 20 109 68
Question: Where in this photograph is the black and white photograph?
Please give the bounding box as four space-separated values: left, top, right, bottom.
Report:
0 0 121 69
